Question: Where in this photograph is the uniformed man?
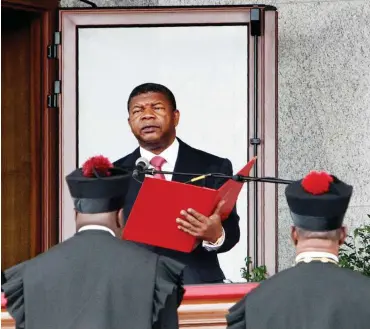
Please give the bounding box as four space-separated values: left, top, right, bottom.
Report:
226 170 370 329
2 155 185 329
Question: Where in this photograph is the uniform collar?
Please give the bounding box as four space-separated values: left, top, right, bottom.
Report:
78 225 115 237
140 138 179 167
295 251 339 265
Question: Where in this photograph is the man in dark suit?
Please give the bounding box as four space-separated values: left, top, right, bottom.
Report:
226 171 370 329
2 155 185 329
114 83 240 284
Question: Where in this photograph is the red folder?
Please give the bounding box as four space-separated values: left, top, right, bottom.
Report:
122 157 256 253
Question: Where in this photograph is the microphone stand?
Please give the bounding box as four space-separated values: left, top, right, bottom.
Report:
141 168 293 185
233 175 293 185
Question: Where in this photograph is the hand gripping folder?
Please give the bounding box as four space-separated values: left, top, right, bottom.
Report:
122 158 256 253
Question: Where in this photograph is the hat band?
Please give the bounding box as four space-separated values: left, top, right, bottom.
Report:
290 212 344 232
73 197 125 214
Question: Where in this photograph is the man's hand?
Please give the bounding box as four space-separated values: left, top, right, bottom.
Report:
176 200 225 243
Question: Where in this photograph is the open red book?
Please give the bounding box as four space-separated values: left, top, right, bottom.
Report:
122 157 256 252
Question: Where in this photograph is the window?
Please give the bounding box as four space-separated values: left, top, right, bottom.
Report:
59 5 278 281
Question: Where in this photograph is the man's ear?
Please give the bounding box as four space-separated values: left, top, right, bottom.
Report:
291 226 298 246
338 226 347 246
117 208 124 228
173 109 180 128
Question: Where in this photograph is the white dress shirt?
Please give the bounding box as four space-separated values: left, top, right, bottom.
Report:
78 225 115 237
139 138 225 251
140 138 179 181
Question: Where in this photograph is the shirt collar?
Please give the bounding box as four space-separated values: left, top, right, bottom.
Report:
78 225 115 237
295 251 339 263
139 138 179 166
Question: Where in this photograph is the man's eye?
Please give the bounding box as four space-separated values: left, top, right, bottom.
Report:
154 107 164 111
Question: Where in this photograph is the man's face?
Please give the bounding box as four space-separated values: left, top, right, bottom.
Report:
128 92 179 147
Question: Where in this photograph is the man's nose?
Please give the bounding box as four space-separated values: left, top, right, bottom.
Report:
141 107 156 119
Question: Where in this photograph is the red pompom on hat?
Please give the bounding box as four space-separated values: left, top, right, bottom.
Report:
82 155 113 177
301 170 334 195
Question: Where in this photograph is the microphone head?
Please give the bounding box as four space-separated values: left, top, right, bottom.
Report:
135 157 149 169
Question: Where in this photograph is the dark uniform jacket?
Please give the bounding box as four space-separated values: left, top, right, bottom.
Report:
227 261 370 329
114 138 240 284
2 230 185 329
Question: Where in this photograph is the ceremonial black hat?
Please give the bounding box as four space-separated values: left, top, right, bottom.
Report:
285 171 353 231
65 155 131 214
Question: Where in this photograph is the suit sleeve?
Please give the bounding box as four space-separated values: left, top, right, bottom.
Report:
226 295 247 329
152 256 186 329
214 158 241 253
2 262 27 329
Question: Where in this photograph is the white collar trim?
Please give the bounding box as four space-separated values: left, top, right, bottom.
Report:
78 225 115 237
295 251 338 263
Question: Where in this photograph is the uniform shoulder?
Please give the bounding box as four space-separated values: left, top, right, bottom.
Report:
239 266 295 299
114 239 159 258
337 266 370 285
251 264 370 297
26 236 78 267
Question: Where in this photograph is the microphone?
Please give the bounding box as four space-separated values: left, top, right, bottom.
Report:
133 157 149 178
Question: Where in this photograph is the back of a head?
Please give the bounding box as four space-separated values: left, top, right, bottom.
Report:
285 171 353 251
65 155 131 233
127 82 177 111
294 226 343 243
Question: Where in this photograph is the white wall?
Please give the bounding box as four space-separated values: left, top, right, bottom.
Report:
78 25 249 281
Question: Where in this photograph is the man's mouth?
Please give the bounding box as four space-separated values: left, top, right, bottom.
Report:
141 125 160 133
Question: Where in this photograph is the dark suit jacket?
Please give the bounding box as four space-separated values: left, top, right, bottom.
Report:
114 138 240 284
2 230 185 329
227 262 370 329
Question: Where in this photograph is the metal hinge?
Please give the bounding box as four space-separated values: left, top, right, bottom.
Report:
47 31 61 59
47 80 61 109
250 138 261 145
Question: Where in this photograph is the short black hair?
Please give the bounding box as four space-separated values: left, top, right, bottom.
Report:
127 83 177 112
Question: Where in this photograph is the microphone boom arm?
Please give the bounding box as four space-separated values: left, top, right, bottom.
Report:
141 169 293 185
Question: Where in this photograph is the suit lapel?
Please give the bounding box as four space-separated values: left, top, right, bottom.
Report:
172 139 206 186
